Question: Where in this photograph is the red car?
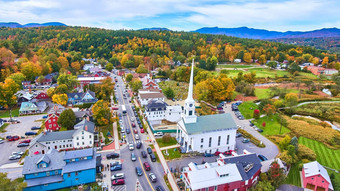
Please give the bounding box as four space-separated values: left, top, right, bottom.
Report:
112 179 124 185
224 150 234 156
19 139 31 144
140 129 144 133
8 136 20 141
215 151 221 156
143 162 151 171
131 122 136 127
133 129 138 134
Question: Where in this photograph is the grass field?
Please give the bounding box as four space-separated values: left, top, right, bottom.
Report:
238 101 258 119
299 137 340 170
217 64 254 68
255 88 272 99
0 123 9 133
158 80 188 100
248 68 290 78
285 163 301 187
253 114 291 136
0 108 19 118
156 137 178 148
162 148 181 160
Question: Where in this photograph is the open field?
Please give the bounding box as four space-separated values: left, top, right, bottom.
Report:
299 137 340 170
292 102 340 123
238 101 258 119
0 108 20 118
156 136 178 148
255 88 272 100
159 80 188 100
162 148 181 160
284 163 301 187
253 115 291 136
217 64 254 68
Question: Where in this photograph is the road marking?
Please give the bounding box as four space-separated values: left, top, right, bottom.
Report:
138 157 155 191
112 185 126 191
118 84 136 143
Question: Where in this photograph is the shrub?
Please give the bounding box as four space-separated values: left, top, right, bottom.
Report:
162 134 172 143
237 129 266 148
253 109 260 119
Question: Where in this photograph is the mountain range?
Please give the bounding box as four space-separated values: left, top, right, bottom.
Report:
0 22 66 28
194 27 340 39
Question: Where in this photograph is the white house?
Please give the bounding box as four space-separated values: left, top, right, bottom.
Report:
165 105 182 123
138 89 165 106
83 63 95 71
145 100 182 125
176 60 237 154
28 119 96 155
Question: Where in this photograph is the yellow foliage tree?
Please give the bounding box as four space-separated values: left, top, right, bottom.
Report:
52 94 68 106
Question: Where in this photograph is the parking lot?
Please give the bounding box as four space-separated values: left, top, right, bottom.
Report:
0 114 44 166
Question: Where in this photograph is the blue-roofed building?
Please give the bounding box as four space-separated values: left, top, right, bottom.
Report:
67 90 97 106
23 148 96 191
176 60 237 153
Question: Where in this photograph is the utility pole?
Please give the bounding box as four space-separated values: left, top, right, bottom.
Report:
279 111 283 134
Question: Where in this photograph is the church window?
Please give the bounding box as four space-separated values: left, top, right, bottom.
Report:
201 138 204 143
189 104 193 107
218 136 221 146
209 137 212 147
189 111 192 116
227 135 230 144
200 145 203 149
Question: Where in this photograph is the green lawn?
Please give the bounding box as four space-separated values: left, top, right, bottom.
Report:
162 148 181 160
298 72 318 79
299 137 340 170
253 115 291 136
248 68 290 78
156 136 178 148
0 108 19 118
255 88 272 99
285 163 301 187
238 101 258 119
0 123 9 133
217 64 254 68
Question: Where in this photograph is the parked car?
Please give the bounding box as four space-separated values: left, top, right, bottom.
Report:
136 167 143 176
136 142 142 149
141 151 147 158
25 131 37 136
19 139 31 144
143 162 151 171
236 133 243 138
0 139 4 144
131 122 136 127
12 151 24 156
9 155 21 160
156 186 165 191
149 173 157 183
224 150 234 156
214 151 221 156
112 179 125 185
258 154 268 161
121 128 125 133
135 134 140 140
249 121 254 126
131 153 137 161
257 128 263 133
154 132 163 137
106 153 119 159
140 129 144 133
129 143 134 151
126 128 130 134
42 115 48 119
31 126 41 130
133 129 138 134
204 152 213 157
147 147 153 154
110 163 122 171
242 138 250 143
8 136 20 141
17 142 29 147
150 153 156 162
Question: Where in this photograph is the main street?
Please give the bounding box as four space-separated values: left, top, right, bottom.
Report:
111 73 168 191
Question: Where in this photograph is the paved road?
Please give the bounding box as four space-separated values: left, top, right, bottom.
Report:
112 74 168 191
0 114 45 166
225 104 279 160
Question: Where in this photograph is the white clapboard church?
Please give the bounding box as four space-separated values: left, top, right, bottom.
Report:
176 60 237 154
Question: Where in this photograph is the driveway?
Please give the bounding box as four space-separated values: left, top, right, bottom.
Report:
0 114 45 166
225 103 279 160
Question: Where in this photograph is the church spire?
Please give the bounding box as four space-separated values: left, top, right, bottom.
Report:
183 59 197 124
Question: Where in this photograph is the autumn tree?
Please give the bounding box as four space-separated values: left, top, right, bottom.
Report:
58 109 76 130
7 72 25 87
129 78 143 92
94 77 115 101
125 74 133 82
58 56 69 69
52 94 68 106
284 93 298 107
92 100 113 126
0 172 27 191
54 84 68 94
253 109 260 119
71 61 81 72
263 104 276 117
21 61 42 81
0 79 20 121
267 161 285 187
322 56 329 66
243 52 252 63
258 55 267 65
136 64 148 73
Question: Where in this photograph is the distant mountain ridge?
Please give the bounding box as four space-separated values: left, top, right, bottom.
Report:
139 27 170 31
194 27 340 39
0 22 66 28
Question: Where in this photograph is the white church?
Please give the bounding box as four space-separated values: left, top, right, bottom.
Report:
176 60 237 154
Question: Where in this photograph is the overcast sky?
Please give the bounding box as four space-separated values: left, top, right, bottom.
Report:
0 0 339 32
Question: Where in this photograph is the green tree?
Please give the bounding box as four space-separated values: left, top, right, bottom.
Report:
136 64 148 73
7 72 25 87
54 84 68 94
125 74 133 82
279 135 291 150
267 61 277 69
252 181 274 191
163 87 175 99
57 73 78 89
58 109 76 130
129 78 143 92
106 62 113 72
92 100 113 126
0 173 27 191
0 79 20 121
284 93 298 107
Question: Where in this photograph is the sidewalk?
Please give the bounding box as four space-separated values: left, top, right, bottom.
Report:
112 122 120 151
160 144 180 151
0 163 22 169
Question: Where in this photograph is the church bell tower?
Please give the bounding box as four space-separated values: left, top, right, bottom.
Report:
183 59 197 124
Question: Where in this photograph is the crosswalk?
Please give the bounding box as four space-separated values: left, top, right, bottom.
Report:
112 185 126 191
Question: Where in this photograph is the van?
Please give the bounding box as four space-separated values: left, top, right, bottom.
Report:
111 173 125 180
150 153 156 162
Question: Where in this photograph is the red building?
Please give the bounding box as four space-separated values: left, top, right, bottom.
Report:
34 92 49 100
45 113 61 131
182 153 262 191
302 161 333 191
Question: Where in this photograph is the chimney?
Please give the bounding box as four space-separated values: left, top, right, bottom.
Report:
85 125 88 131
87 116 90 121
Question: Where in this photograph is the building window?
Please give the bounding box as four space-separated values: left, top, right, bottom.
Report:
82 131 84 134
205 188 208 191
322 181 324 183
46 171 50 176
189 111 192 116
76 137 79 140
201 138 204 143
218 136 221 146
34 173 38 176
90 141 92 144
55 170 58 175
82 142 84 145
82 136 84 139
44 184 48 186
77 142 79 146
48 147 50 150
227 135 230 145
68 173 71 177
214 186 217 191
75 172 78 176
89 135 91 138
209 137 212 147
200 145 203 149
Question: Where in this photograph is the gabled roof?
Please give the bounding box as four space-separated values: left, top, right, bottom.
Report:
180 113 237 135
74 110 92 118
139 92 165 99
36 155 50 165
145 100 168 111
303 161 333 190
64 148 94 160
36 130 76 142
22 149 65 175
19 102 38 112
67 92 84 100
74 119 95 133
222 153 262 181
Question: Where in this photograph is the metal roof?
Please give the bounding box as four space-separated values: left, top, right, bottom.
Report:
74 119 95 133
36 130 76 142
64 148 94 160
303 161 333 190
25 175 63 187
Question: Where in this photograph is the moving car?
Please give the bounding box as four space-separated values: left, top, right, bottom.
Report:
147 147 153 154
149 173 157 183
136 142 142 149
25 131 37 136
131 153 137 161
156 186 166 191
242 138 250 143
126 128 130 134
110 162 122 171
131 122 136 127
133 129 138 134
135 134 139 140
140 129 144 133
112 179 125 185
143 162 151 171
17 142 29 147
136 167 143 176
31 126 41 130
258 154 268 161
106 153 119 159
141 151 147 158
129 143 134 151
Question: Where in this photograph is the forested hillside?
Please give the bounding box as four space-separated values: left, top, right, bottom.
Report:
0 26 338 82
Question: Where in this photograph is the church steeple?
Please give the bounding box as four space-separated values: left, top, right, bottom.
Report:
183 59 197 124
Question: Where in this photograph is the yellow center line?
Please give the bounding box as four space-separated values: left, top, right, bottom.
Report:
138 157 155 191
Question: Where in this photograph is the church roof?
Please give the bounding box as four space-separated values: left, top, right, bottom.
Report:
181 113 237 135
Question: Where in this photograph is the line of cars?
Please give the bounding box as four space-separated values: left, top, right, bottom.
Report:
9 151 24 160
249 120 264 133
232 101 245 120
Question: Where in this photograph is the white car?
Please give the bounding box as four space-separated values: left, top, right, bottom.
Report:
0 139 4 144
12 151 24 156
121 128 125 133
111 173 125 180
131 118 135 122
135 134 140 140
129 143 134 150
154 132 163 137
